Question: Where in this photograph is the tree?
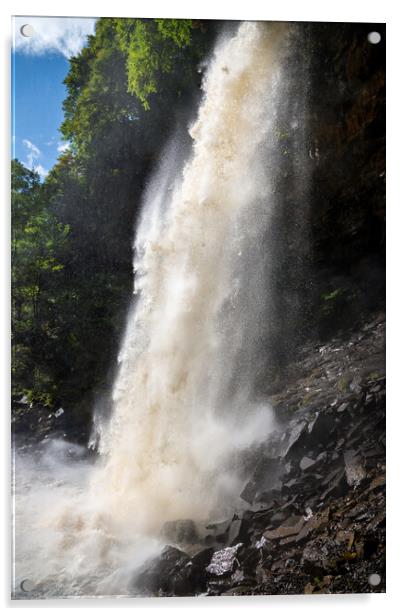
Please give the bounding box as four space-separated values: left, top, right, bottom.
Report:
12 18 218 430
11 159 69 404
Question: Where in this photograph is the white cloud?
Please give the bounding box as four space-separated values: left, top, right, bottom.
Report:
57 141 70 153
13 16 97 58
22 138 48 179
33 164 48 180
23 139 40 166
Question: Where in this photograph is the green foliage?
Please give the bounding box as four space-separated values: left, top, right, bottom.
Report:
61 18 206 155
12 18 216 426
61 21 141 157
337 376 350 392
321 288 343 302
114 18 193 109
320 287 345 317
11 160 70 403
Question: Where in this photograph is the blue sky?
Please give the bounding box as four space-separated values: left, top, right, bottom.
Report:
12 17 97 179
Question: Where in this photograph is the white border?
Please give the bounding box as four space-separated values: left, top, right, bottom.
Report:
1 1 402 614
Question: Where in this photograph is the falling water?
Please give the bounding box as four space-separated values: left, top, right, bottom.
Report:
13 21 310 597
94 19 290 526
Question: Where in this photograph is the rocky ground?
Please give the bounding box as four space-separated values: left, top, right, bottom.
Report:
133 312 386 596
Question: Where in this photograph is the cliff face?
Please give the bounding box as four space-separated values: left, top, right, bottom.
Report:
308 22 385 336
257 22 385 383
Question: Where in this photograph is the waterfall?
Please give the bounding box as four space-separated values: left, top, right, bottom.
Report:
13 20 310 597
92 20 291 529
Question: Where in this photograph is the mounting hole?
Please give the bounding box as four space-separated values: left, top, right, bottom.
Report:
20 578 35 592
20 24 35 38
368 31 381 45
368 573 381 586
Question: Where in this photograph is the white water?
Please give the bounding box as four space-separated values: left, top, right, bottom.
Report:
93 19 288 528
13 21 305 598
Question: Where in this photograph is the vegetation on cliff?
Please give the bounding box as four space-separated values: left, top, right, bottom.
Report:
12 18 217 415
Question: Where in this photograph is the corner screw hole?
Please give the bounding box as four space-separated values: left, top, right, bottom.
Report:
368 573 381 586
20 24 35 38
368 31 381 44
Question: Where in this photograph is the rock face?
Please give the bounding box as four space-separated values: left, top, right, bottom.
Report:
131 313 385 596
206 544 243 576
308 22 385 339
160 519 199 545
259 22 385 384
134 546 192 596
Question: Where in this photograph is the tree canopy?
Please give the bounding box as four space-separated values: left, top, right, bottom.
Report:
12 18 217 423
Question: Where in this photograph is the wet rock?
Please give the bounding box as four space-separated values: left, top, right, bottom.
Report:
320 468 349 500
264 516 304 540
227 516 249 546
315 451 329 464
282 477 300 492
206 543 243 576
369 474 385 492
300 456 316 471
365 512 385 533
240 457 284 505
256 488 282 507
256 561 272 585
186 547 215 592
288 412 335 455
349 377 363 394
304 575 333 594
229 571 248 591
255 535 268 549
301 538 333 575
134 545 191 596
204 519 230 544
280 508 330 546
161 519 199 545
224 547 261 591
343 450 366 487
269 511 288 524
336 529 355 550
227 519 242 546
362 537 379 559
221 585 254 596
283 421 308 456
304 506 314 520
239 481 258 505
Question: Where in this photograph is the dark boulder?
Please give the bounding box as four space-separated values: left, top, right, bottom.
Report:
186 547 215 593
204 518 231 544
160 519 199 545
206 543 243 577
227 516 249 546
343 450 366 487
240 457 284 505
134 545 192 596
